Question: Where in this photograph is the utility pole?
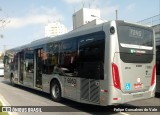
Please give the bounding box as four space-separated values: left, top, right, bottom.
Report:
3 45 6 55
116 9 118 20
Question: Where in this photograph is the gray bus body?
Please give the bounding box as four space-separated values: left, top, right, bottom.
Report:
4 20 156 106
156 44 160 93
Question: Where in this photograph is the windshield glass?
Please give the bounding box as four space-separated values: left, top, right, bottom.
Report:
118 26 153 50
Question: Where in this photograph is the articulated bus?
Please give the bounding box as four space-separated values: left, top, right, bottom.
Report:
156 44 160 93
4 20 156 106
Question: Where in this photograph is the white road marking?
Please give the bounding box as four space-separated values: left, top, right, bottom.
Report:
119 112 130 115
0 94 19 115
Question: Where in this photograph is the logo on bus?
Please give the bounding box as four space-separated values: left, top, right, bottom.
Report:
130 49 146 54
125 83 131 90
65 77 76 86
137 78 141 83
134 83 143 89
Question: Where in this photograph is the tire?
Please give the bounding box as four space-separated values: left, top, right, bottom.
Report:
10 74 15 86
50 80 62 102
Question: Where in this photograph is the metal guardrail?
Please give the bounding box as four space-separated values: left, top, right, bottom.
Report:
137 14 160 26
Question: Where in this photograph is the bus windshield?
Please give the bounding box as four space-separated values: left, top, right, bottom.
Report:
117 25 154 63
118 26 153 50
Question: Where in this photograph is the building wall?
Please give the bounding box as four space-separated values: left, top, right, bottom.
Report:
73 8 100 29
137 15 160 45
45 22 68 37
152 25 160 41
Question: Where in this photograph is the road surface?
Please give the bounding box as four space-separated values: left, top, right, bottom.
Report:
0 77 159 115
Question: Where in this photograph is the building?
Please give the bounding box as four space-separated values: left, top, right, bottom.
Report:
137 14 160 93
137 14 160 43
73 8 104 30
45 22 68 37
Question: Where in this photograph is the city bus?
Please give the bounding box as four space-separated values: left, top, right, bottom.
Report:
156 44 160 93
3 20 156 106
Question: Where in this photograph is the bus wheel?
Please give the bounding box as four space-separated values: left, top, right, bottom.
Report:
50 80 62 102
10 74 15 86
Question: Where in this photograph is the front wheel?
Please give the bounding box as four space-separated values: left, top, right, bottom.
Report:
50 81 62 102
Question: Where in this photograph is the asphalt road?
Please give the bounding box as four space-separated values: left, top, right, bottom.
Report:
0 76 159 115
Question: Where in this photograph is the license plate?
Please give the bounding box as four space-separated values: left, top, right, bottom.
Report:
133 93 143 98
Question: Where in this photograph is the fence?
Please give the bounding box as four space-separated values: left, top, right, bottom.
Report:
137 14 160 26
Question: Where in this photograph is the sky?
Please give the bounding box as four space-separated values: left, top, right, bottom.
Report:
0 0 159 51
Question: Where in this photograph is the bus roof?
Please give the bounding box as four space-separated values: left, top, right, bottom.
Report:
6 20 153 53
6 21 105 52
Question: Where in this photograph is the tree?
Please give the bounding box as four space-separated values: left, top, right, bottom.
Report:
0 7 10 38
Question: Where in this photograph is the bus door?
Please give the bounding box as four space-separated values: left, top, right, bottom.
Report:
19 51 24 84
35 49 43 88
24 50 34 87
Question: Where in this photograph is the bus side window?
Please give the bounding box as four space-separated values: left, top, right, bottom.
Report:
77 32 105 80
43 42 59 74
58 39 78 77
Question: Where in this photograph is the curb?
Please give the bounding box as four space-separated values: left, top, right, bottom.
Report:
0 94 19 115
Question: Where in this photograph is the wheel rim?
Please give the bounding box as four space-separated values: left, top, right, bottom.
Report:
52 84 60 98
